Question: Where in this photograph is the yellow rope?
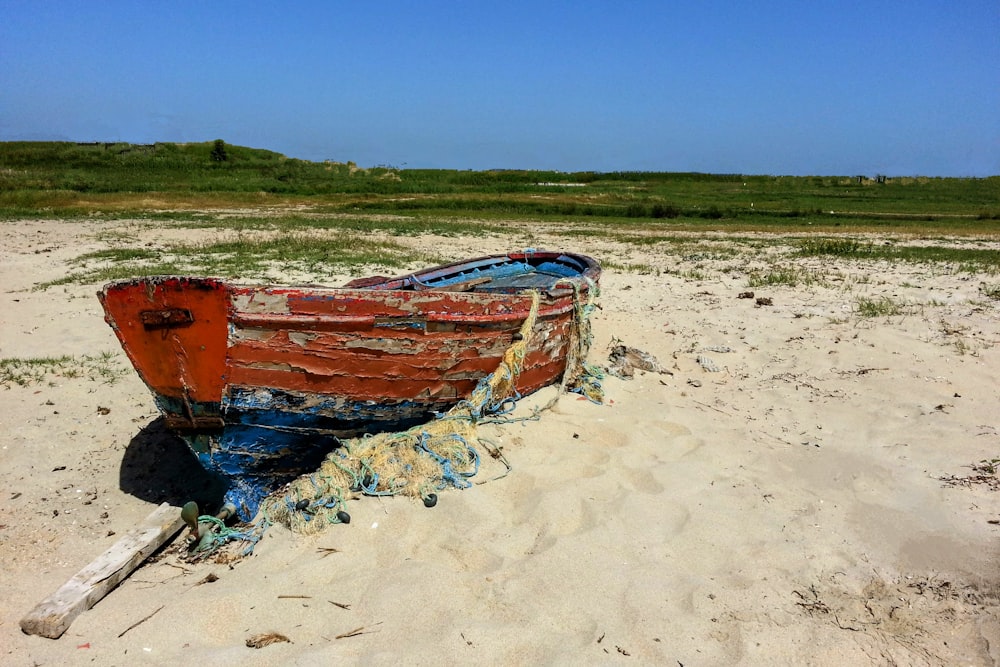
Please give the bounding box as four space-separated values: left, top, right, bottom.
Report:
263 280 605 534
264 292 541 534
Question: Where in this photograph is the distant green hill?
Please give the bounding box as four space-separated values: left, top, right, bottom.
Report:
0 140 288 168
0 140 406 194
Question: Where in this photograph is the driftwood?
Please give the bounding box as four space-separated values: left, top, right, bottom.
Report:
20 502 184 639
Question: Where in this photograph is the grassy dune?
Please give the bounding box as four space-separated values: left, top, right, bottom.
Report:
2 141 998 235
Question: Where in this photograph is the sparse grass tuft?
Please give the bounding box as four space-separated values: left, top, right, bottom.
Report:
0 352 125 388
600 259 658 274
747 268 820 288
680 268 707 281
854 296 908 318
800 238 1000 273
980 283 1000 300
37 231 443 288
799 238 874 257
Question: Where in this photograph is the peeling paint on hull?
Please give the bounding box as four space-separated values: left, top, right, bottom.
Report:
99 251 600 518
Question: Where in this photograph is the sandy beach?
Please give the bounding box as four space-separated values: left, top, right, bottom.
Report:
3 218 999 665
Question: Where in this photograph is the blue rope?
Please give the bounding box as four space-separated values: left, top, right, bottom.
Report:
357 459 398 496
191 514 263 557
414 432 477 489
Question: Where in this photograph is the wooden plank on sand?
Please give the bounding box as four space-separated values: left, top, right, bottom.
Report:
20 502 184 639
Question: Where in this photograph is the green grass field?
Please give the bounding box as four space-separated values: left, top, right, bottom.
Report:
4 141 1000 284
2 141 998 235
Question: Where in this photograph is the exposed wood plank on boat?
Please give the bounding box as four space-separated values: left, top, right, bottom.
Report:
20 503 184 639
426 276 493 292
221 315 571 400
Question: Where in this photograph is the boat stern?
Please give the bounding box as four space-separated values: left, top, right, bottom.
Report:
99 276 230 428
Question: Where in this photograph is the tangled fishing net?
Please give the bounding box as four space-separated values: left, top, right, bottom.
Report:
250 279 603 536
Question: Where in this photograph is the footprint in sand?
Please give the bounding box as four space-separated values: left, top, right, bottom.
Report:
496 481 613 556
629 420 705 459
610 492 692 548
570 421 630 448
620 465 666 494
437 541 506 574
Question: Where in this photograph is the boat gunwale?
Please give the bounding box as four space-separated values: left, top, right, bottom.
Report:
230 287 585 327
370 251 601 290
98 250 600 294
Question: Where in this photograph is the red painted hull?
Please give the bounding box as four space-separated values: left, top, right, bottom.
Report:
99 251 599 430
99 251 600 518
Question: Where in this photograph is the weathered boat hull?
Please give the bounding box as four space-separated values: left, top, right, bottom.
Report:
100 251 600 518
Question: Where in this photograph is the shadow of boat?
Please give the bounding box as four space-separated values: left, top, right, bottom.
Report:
119 418 229 512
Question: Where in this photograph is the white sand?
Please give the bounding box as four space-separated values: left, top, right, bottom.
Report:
3 218 999 664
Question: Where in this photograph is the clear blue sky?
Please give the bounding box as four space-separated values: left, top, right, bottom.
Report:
2 1 998 176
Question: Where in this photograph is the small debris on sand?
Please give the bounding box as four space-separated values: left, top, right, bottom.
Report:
246 632 291 648
606 344 671 379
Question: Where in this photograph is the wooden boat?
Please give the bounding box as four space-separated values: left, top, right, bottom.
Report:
99 250 600 519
